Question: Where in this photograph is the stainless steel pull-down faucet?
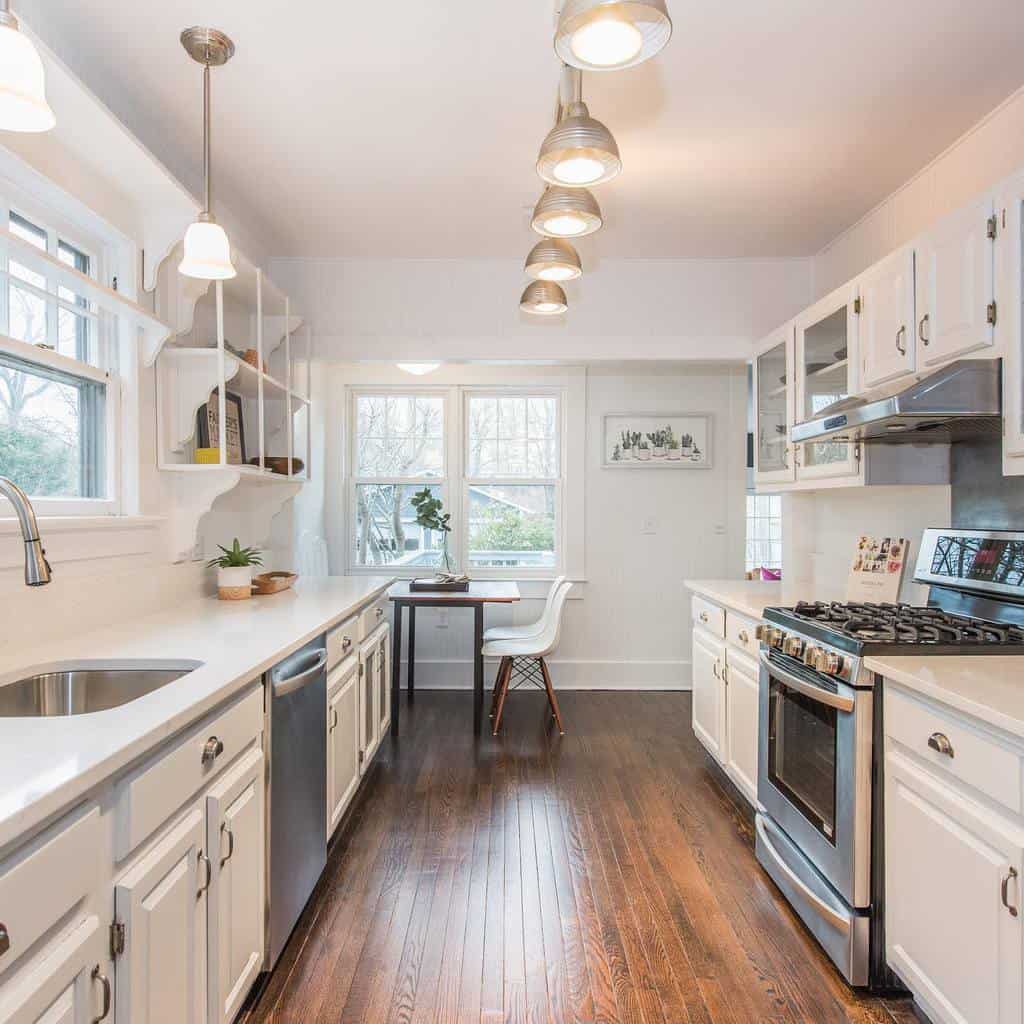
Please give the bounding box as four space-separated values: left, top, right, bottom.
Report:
0 476 52 586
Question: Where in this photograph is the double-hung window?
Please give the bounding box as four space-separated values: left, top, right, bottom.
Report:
0 204 113 512
464 391 560 572
350 391 447 568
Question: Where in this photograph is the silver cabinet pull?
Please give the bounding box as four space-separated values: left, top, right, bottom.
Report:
341 636 352 651
329 707 339 733
738 630 749 644
712 660 720 680
896 325 907 355
375 606 384 618
201 736 224 766
91 965 112 1023
721 665 729 684
0 922 8 957
918 313 930 345
927 732 954 758
699 611 709 624
1002 867 1019 917
220 825 234 867
197 851 211 898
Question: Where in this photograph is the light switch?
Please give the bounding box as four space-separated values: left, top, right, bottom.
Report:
642 517 658 535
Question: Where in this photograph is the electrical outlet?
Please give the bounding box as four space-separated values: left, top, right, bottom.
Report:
713 524 727 536
641 517 658 535
437 609 449 629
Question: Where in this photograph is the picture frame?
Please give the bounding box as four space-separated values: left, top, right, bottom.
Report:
197 389 247 465
603 413 712 469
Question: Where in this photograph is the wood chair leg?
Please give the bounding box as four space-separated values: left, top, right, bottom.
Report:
490 657 509 719
492 658 513 735
539 657 565 735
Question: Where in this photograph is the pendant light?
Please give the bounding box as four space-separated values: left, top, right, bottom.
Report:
555 0 672 72
520 281 568 316
178 27 237 281
537 67 620 188
0 3 55 132
532 186 603 238
525 238 582 282
397 362 442 375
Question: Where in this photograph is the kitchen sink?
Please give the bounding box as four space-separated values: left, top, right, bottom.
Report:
0 660 204 717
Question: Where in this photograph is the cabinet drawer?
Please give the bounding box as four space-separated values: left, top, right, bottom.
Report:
113 684 264 860
885 686 1022 814
691 595 725 638
327 615 358 671
725 611 760 658
359 594 389 641
0 802 100 974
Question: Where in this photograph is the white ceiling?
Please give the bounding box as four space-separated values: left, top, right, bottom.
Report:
23 0 1024 259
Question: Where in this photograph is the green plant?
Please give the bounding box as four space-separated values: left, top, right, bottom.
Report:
680 433 693 448
207 538 263 569
637 440 649 450
411 488 454 572
612 443 622 461
666 437 680 450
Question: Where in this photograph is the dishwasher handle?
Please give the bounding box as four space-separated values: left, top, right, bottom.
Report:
272 649 328 697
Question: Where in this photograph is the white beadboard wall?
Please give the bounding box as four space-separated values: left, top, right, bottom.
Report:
814 84 1024 298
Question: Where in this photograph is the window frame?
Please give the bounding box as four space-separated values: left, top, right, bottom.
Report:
746 492 782 574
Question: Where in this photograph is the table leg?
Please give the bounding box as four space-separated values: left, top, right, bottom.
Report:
391 602 402 737
473 603 484 735
407 605 416 701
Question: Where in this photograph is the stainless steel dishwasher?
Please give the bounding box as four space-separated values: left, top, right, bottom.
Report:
265 633 328 967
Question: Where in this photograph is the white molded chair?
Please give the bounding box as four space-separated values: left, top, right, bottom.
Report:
483 575 566 643
484 581 572 735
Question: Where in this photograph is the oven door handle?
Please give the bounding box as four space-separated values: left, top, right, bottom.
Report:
759 653 855 713
755 816 851 934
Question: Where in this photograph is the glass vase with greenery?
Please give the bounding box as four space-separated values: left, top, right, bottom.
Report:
410 488 454 574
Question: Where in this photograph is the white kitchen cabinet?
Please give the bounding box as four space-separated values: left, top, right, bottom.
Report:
328 658 361 835
886 748 1024 1024
859 247 916 389
205 748 265 1024
358 634 381 775
114 808 207 1024
753 324 796 486
376 623 391 740
691 625 725 761
723 649 759 804
999 173 1024 473
0 916 108 1024
917 194 996 369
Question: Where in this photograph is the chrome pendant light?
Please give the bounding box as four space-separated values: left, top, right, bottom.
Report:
537 67 620 188
555 0 672 72
179 27 237 281
520 280 568 316
525 237 582 282
0 2 54 132
531 186 603 239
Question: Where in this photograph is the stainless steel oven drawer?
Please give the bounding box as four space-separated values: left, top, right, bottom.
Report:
755 813 869 987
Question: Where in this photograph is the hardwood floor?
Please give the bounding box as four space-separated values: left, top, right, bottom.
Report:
243 691 926 1024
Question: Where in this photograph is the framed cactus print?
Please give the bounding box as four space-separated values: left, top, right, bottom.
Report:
603 413 712 469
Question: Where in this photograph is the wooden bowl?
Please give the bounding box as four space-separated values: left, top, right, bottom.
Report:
248 457 304 476
252 571 298 595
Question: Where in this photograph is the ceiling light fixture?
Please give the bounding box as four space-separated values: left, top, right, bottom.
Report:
537 67 620 188
178 27 237 281
0 2 55 132
520 281 568 316
555 0 672 71
531 186 603 238
397 362 442 376
525 237 582 282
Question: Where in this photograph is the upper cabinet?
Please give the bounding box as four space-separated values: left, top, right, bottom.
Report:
999 173 1024 474
753 324 795 486
860 247 916 389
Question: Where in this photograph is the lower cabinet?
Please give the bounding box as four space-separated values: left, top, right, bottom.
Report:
723 649 759 804
376 623 391 740
691 625 725 760
358 624 390 776
328 658 361 835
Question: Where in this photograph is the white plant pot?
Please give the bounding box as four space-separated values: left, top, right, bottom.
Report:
666 449 681 460
637 449 651 461
217 565 253 601
681 445 693 458
653 446 666 458
621 447 632 460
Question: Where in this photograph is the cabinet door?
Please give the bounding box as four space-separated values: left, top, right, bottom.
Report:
795 283 862 482
206 748 265 1024
753 326 796 486
860 248 916 389
997 176 1024 471
114 808 206 1024
376 625 391 739
724 651 759 804
918 195 995 368
0 916 108 1024
328 662 360 834
691 626 725 761
358 642 379 774
886 751 1023 1024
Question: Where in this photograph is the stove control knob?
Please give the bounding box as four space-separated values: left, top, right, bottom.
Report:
802 645 821 667
823 652 845 676
783 636 803 658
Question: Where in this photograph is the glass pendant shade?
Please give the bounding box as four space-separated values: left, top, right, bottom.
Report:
525 238 582 282
397 362 442 375
520 280 568 316
537 101 620 187
0 19 55 132
531 186 603 239
555 0 672 71
179 219 236 280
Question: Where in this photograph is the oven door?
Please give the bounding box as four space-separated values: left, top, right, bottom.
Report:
757 650 872 908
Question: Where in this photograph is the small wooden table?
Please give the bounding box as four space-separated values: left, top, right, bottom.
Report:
388 581 521 735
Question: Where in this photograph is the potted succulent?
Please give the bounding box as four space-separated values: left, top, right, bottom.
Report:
666 437 681 460
208 538 263 601
619 430 632 459
680 432 694 458
636 440 651 461
647 429 668 457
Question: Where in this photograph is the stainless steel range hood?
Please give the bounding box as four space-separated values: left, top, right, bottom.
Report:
791 359 1001 444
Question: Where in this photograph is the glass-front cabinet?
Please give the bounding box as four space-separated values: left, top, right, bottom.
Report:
794 283 862 482
753 324 795 485
999 170 1024 475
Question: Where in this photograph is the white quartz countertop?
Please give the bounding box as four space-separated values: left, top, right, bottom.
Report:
0 575 393 853
866 654 1024 741
683 579 843 621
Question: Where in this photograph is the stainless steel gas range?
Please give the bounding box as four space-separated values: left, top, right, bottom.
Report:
755 527 1024 989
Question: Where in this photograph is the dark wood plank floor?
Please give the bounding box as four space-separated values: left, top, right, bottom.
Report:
243 691 926 1024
